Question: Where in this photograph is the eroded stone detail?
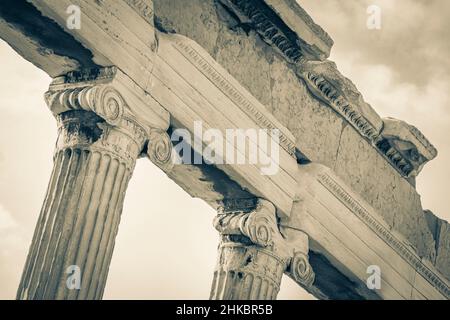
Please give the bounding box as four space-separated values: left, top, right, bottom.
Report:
290 251 315 287
210 199 314 300
377 118 438 177
46 83 148 170
297 60 437 179
46 85 125 126
317 172 450 299
264 0 334 50
62 66 118 84
224 0 303 62
220 198 259 213
298 60 383 142
147 128 174 172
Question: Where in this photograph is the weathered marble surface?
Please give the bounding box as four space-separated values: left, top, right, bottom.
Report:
425 211 450 280
153 0 447 277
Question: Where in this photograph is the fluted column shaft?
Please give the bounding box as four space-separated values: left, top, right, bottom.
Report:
18 82 147 300
210 242 286 300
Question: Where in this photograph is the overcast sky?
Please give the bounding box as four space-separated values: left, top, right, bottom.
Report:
0 0 448 300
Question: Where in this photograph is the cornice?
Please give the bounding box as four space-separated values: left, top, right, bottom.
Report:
410 126 437 157
375 138 414 177
317 172 450 299
298 61 437 179
220 0 333 62
302 71 382 142
221 0 303 63
268 0 333 48
219 0 438 180
378 118 438 177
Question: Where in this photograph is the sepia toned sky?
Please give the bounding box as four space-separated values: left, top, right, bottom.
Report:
0 0 448 299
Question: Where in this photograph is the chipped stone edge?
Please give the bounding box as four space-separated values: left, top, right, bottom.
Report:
221 0 306 62
222 0 437 180
302 71 382 142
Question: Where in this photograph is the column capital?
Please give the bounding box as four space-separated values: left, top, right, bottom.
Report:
214 199 315 289
214 200 288 258
44 66 173 171
45 66 170 134
211 199 315 299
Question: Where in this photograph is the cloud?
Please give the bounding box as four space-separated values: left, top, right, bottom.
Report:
0 204 28 258
299 0 450 87
0 204 28 299
0 204 18 231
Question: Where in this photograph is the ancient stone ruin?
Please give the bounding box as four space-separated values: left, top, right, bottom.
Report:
0 0 448 299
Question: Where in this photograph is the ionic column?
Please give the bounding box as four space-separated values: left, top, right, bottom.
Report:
17 79 151 300
210 199 315 300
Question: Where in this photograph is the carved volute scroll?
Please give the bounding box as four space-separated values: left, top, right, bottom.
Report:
147 128 175 172
210 199 314 300
296 60 437 179
45 85 125 125
46 84 148 171
290 251 315 287
45 66 172 171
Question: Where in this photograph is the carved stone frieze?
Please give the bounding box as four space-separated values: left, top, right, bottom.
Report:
220 0 333 62
220 0 303 63
298 60 383 142
220 198 259 213
62 67 118 84
317 172 450 299
297 60 437 179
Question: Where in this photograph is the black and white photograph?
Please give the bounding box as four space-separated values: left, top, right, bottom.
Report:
0 0 448 307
